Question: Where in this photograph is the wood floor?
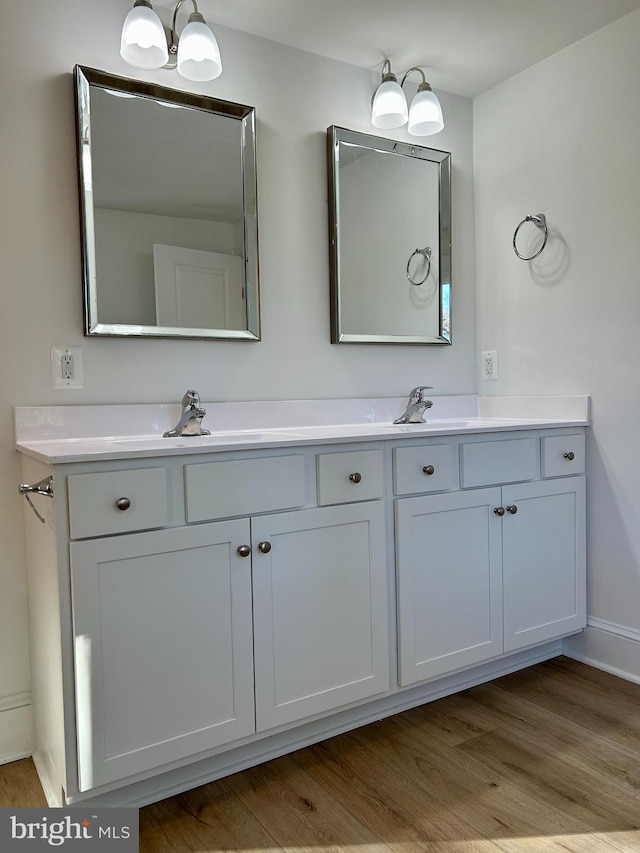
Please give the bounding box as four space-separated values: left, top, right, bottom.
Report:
2 657 640 852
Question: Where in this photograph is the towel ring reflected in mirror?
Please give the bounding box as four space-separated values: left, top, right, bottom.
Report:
406 246 432 285
513 213 548 260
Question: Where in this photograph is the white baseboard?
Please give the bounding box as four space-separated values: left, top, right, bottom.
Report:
0 697 34 765
562 619 640 685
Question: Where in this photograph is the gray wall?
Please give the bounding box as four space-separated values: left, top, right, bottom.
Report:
0 0 475 756
474 9 640 672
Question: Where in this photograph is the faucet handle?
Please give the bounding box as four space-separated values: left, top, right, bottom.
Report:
409 386 433 401
181 389 201 408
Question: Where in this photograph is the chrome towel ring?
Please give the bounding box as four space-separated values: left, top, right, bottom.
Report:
406 246 431 285
513 213 548 260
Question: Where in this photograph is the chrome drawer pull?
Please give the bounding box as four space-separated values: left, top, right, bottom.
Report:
494 507 505 516
258 541 271 554
423 465 435 476
115 497 131 511
349 472 362 484
506 505 518 515
564 451 575 461
237 545 251 557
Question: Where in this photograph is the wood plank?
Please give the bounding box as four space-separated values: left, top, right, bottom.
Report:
456 681 640 798
492 661 640 752
294 727 497 846
0 758 47 808
455 724 640 833
224 752 395 853
139 776 279 853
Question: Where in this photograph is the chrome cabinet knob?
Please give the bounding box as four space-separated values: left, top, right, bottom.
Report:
506 505 518 514
349 472 362 484
494 507 505 516
564 451 575 461
258 541 271 554
237 545 251 558
423 465 435 476
115 497 131 511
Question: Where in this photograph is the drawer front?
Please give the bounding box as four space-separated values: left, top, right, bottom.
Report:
185 454 306 522
68 468 168 540
460 438 539 488
317 449 384 505
393 443 455 495
542 434 586 477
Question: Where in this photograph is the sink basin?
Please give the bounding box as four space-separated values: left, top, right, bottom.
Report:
386 419 482 430
109 429 307 449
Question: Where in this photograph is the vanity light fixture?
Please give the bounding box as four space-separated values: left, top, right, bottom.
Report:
120 0 222 82
371 60 444 136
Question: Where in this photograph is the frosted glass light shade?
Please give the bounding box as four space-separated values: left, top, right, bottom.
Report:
177 21 222 81
408 88 444 136
371 79 408 129
120 4 169 69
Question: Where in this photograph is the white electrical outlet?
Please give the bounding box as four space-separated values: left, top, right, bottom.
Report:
52 346 84 389
481 350 499 381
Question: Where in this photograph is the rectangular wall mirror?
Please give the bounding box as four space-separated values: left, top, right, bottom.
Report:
74 66 260 340
327 126 451 345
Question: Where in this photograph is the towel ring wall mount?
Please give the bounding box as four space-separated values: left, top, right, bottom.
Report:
513 213 548 260
406 246 432 285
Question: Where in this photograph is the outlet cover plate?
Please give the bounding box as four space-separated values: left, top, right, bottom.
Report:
51 346 84 389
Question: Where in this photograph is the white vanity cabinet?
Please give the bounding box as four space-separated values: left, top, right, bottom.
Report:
15 401 589 809
395 433 586 686
63 446 390 795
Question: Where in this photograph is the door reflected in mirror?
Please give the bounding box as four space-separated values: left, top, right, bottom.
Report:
75 66 260 340
328 126 451 345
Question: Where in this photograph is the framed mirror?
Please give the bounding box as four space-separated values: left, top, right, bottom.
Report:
74 66 260 340
327 126 451 345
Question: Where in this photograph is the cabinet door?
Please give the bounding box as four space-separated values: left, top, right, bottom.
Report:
502 476 586 652
396 488 503 686
70 520 255 791
252 502 389 730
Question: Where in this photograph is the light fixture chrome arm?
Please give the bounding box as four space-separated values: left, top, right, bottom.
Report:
401 67 426 88
167 0 204 67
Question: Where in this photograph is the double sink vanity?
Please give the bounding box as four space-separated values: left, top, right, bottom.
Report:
15 393 589 807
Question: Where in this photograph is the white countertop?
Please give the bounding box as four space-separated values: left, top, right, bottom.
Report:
14 395 590 464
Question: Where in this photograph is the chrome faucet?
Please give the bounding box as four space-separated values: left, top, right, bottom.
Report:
163 390 211 437
393 386 434 424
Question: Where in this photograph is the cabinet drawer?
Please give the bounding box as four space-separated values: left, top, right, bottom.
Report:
542 434 585 477
460 438 539 488
317 449 384 505
68 468 168 539
393 443 455 495
185 455 306 522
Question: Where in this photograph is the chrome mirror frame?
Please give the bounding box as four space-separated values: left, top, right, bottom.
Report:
327 126 451 345
74 65 260 340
